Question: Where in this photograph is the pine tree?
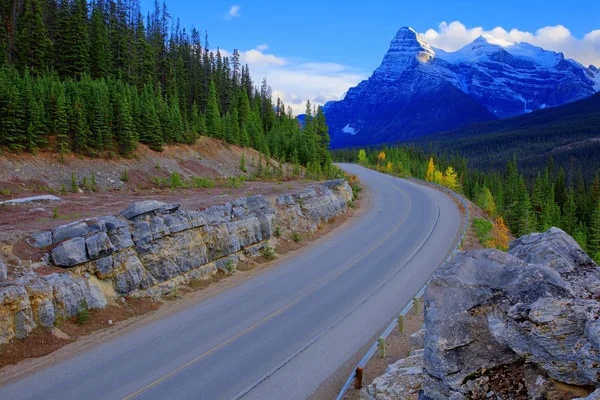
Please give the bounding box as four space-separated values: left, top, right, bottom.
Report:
15 0 52 72
589 200 600 256
88 3 110 79
205 80 222 138
64 0 90 77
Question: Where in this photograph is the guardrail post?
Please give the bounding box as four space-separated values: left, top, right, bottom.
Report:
413 297 420 315
354 367 363 390
398 314 405 333
378 337 386 358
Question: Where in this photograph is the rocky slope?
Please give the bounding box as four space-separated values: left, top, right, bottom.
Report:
0 180 353 345
326 27 599 148
362 227 600 400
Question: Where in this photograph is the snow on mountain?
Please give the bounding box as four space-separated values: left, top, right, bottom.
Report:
325 27 600 148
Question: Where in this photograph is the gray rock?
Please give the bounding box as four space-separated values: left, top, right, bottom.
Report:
0 259 6 282
95 256 114 279
16 273 55 327
112 252 157 294
410 328 425 350
120 201 167 220
422 229 600 399
0 195 61 205
52 221 92 243
99 216 128 231
149 216 170 240
510 227 600 299
14 309 34 339
44 273 107 317
108 227 134 250
509 227 594 273
26 231 53 248
164 212 191 233
158 203 181 214
85 232 116 260
52 237 89 267
131 221 152 245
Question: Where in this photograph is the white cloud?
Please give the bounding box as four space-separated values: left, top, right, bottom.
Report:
256 44 269 51
225 5 241 20
420 21 600 67
220 46 366 115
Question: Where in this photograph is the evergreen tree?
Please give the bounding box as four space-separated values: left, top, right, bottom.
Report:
64 0 90 77
589 200 600 256
15 0 52 72
205 80 222 138
88 3 110 79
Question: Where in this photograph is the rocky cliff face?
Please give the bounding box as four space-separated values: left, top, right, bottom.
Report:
0 180 353 344
362 227 600 400
326 27 600 148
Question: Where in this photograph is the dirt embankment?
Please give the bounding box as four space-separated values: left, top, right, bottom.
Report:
0 137 282 195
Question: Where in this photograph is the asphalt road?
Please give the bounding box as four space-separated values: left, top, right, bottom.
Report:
0 164 462 400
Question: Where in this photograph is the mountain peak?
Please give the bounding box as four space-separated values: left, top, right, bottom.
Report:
375 26 434 76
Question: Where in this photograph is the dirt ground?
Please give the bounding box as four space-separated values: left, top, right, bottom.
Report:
0 185 366 385
0 137 281 194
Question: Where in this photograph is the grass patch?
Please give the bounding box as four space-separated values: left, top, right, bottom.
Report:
191 176 215 188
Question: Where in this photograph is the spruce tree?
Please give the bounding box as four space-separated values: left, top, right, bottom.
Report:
65 0 90 77
89 4 110 79
15 0 52 73
205 80 222 138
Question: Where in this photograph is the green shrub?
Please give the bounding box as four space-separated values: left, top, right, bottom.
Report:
71 172 78 192
274 226 281 237
191 176 215 188
261 246 276 260
121 169 129 182
169 171 184 189
473 218 494 245
76 298 90 324
291 231 302 243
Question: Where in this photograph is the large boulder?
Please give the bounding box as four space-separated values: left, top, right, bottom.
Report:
52 221 92 243
120 201 168 220
52 237 89 267
422 228 600 399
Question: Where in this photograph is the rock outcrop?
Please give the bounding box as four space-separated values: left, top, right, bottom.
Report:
0 180 353 344
362 227 600 399
422 227 600 399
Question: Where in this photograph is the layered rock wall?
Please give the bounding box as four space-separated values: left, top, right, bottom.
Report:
0 180 352 344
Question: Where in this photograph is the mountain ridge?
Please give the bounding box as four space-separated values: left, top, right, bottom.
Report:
325 26 599 148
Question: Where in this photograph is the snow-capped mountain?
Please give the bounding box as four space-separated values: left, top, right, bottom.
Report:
326 27 600 148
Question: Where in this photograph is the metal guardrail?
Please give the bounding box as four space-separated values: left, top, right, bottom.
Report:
335 175 470 400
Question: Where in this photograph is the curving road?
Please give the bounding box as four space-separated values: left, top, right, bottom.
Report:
0 164 462 400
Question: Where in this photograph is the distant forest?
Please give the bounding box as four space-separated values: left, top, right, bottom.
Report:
333 146 600 262
0 0 332 176
412 92 600 183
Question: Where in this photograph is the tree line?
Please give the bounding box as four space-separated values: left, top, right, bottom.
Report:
333 146 600 262
0 0 332 176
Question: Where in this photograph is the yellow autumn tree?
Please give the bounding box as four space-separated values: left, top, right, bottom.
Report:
426 158 435 182
478 187 497 217
487 216 510 251
377 151 386 165
442 166 459 192
433 170 443 185
386 161 393 172
358 149 367 165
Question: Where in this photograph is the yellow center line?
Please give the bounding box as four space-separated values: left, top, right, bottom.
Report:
123 168 411 400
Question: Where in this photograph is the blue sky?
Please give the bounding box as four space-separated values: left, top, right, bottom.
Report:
140 0 600 113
